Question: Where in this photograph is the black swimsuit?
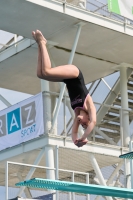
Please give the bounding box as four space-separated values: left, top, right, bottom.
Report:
63 69 89 110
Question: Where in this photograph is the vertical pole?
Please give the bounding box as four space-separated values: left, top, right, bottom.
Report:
41 69 56 198
64 95 66 135
5 161 8 200
51 22 85 132
129 141 133 189
51 84 66 132
119 109 124 152
124 18 127 33
45 147 55 179
120 66 130 189
86 173 90 200
69 192 72 200
93 129 95 142
51 96 57 135
45 145 56 199
41 45 52 132
72 172 75 200
120 66 130 146
47 47 58 135
63 95 67 145
55 145 59 200
41 80 51 133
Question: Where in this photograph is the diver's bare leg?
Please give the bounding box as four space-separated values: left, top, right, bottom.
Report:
34 30 79 81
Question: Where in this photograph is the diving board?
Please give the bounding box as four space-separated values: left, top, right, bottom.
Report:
119 152 133 159
16 178 133 199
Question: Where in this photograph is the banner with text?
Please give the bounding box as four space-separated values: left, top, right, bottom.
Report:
108 0 133 20
0 93 44 151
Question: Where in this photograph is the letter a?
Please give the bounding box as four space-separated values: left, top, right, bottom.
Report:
10 113 19 131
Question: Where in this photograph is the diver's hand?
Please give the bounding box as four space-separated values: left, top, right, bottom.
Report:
74 139 88 147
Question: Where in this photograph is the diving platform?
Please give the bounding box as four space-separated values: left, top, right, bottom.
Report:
15 178 133 199
119 152 133 159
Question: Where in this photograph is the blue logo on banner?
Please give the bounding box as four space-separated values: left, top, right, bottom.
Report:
7 108 21 134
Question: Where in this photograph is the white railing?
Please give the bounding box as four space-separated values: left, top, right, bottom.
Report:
5 160 89 200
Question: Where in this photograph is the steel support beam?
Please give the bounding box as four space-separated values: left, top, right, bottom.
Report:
0 39 34 62
94 127 116 145
17 147 45 197
129 141 133 189
0 95 11 107
120 66 130 146
17 173 32 198
89 153 113 200
107 160 124 186
119 65 130 190
40 49 56 199
45 145 56 200
41 78 51 133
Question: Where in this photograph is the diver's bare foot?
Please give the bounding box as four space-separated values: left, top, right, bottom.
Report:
35 30 47 45
32 31 37 42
